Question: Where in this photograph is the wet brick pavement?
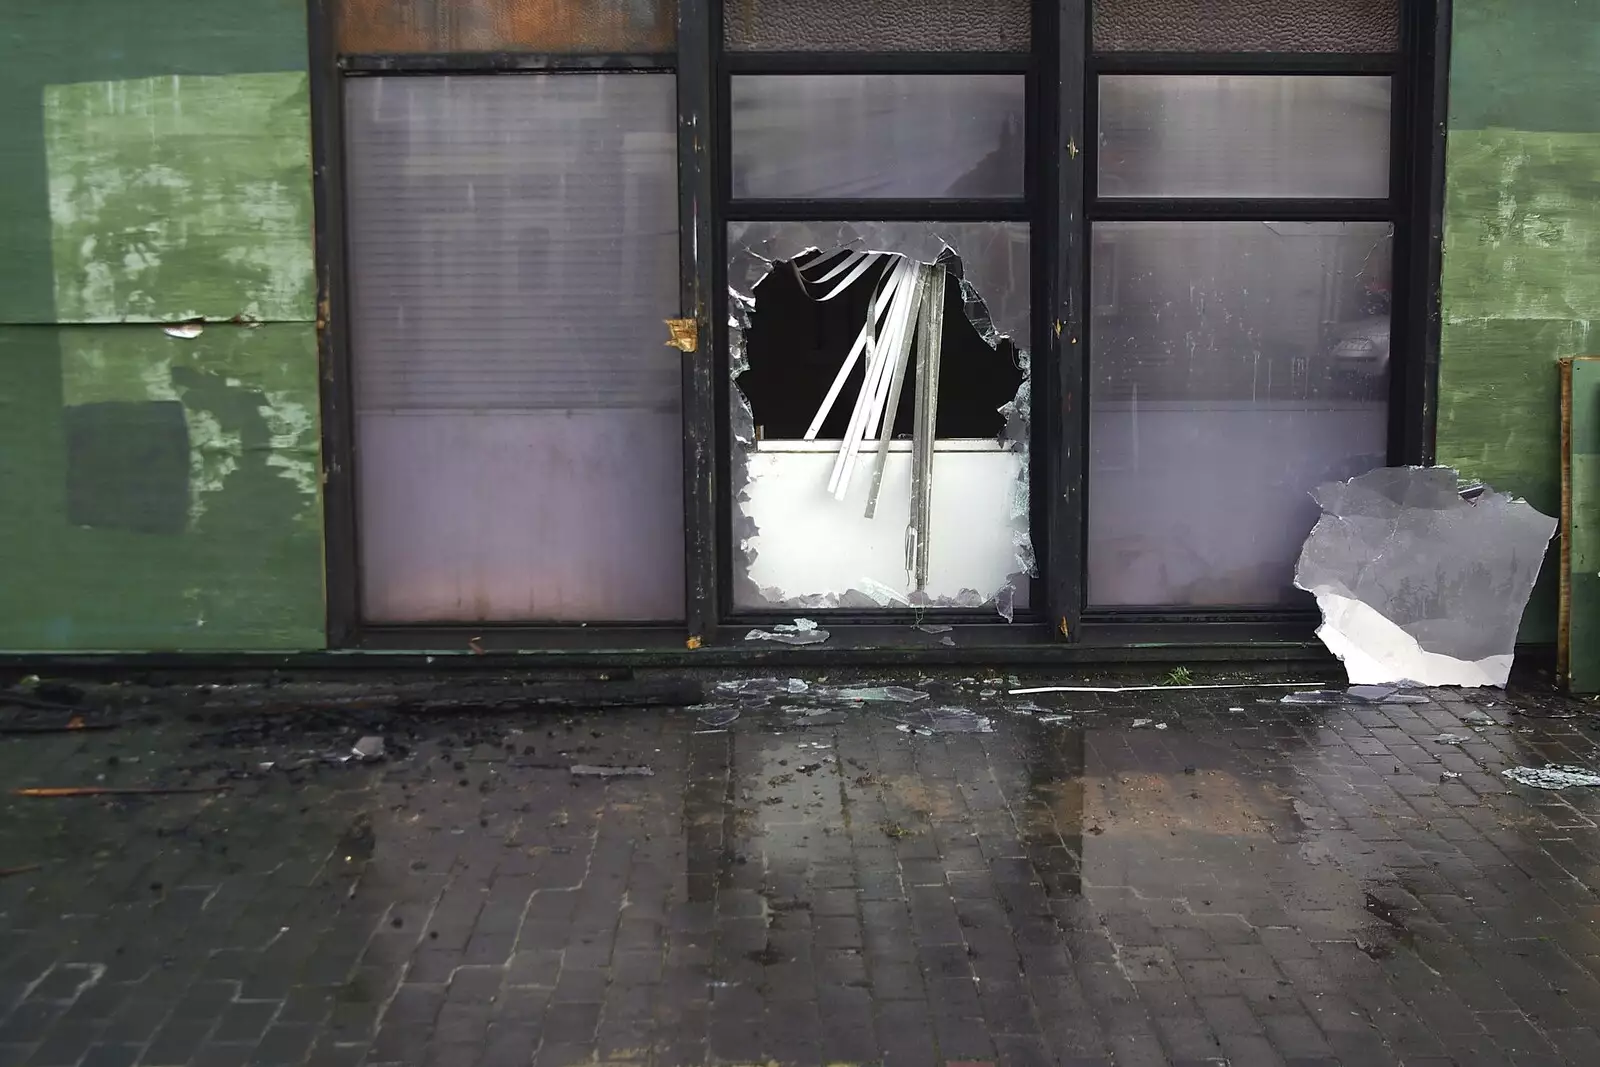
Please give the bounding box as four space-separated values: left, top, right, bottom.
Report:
4 674 1600 1066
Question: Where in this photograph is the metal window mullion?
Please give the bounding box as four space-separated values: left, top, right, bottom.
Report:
1049 0 1088 643
680 0 719 642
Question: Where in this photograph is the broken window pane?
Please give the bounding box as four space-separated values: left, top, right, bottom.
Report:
1087 221 1392 607
345 75 684 623
1098 75 1392 200
730 76 1026 201
725 0 1029 52
1092 0 1399 53
727 222 1033 615
335 0 677 53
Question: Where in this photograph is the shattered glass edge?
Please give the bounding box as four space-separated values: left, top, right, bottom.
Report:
727 221 1035 617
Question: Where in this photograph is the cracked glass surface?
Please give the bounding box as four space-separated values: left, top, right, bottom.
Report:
1295 467 1559 687
727 222 1032 616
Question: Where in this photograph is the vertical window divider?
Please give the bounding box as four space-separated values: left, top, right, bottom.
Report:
1050 0 1089 642
308 0 362 647
680 0 720 643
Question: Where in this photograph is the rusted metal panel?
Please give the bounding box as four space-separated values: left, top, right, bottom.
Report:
336 0 677 54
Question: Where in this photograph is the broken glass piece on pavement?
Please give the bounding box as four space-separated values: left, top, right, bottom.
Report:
351 736 386 762
744 620 830 645
822 685 928 704
781 707 847 727
895 707 994 734
570 764 654 778
1343 685 1428 704
1502 765 1600 789
717 677 810 696
1279 690 1351 705
1432 734 1470 745
915 623 954 634
693 705 742 727
1295 467 1557 688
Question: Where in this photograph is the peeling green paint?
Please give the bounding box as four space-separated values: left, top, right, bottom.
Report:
45 72 315 324
0 3 323 651
1440 130 1600 325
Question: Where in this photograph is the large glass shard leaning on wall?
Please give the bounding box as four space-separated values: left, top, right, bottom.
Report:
1295 467 1558 687
344 74 684 623
731 75 1026 200
1087 221 1393 607
728 222 1032 616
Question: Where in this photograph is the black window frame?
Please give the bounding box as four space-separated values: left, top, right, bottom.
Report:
1059 0 1448 640
714 4 1051 629
307 0 699 650
307 0 1450 653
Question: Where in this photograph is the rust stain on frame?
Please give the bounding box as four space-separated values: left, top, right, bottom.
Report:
337 0 677 53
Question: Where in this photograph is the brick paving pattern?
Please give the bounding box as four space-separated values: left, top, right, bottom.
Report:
2 675 1600 1065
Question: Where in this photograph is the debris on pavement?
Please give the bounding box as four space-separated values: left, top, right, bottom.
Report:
1295 466 1557 687
1432 734 1471 745
694 704 742 727
822 685 928 703
744 619 830 645
0 864 42 877
894 707 994 735
13 785 230 798
716 677 810 696
0 688 89 712
1279 691 1350 705
351 736 386 762
391 677 705 713
569 764 655 778
1012 682 1319 695
1345 685 1430 704
1501 765 1600 789
0 717 117 735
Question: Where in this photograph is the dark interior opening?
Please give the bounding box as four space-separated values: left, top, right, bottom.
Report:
736 252 1025 441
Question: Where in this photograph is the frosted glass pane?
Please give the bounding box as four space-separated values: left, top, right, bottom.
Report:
1088 221 1392 607
1093 0 1399 53
731 76 1026 200
726 0 1029 51
344 75 684 623
337 0 676 53
1099 76 1391 199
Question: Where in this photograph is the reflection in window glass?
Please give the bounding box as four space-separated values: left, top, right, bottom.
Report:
725 0 1029 52
731 76 1027 200
1099 76 1392 199
344 75 684 623
336 0 677 53
1088 221 1393 607
1092 0 1399 53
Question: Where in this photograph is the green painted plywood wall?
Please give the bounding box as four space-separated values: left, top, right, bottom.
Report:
0 1 325 649
1437 0 1600 644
